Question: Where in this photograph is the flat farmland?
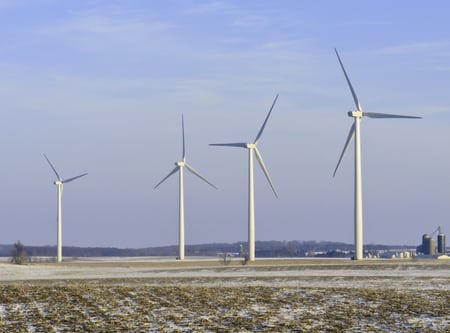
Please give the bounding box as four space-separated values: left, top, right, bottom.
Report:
0 258 448 332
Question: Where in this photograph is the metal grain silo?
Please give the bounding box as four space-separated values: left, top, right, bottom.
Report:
422 234 436 255
437 232 446 254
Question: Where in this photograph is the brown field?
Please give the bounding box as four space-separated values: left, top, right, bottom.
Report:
0 258 449 332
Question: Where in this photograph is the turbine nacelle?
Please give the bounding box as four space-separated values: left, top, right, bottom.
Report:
348 110 363 118
176 161 185 167
54 180 63 186
247 143 256 149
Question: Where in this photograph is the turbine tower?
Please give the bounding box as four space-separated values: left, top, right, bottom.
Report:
154 115 217 261
333 49 421 260
44 154 88 263
210 95 279 261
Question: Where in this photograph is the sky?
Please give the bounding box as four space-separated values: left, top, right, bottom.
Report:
0 0 449 249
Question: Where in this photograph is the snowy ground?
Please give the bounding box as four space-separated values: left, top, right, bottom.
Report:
0 258 448 332
1 257 448 289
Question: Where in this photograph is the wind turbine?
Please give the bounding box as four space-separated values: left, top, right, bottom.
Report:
333 49 421 260
154 115 217 261
44 154 88 263
210 94 279 262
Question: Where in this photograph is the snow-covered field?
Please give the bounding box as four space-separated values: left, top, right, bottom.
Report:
0 258 448 332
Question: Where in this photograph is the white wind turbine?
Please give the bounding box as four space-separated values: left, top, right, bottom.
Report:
44 154 88 263
154 115 217 261
210 95 279 262
333 49 421 260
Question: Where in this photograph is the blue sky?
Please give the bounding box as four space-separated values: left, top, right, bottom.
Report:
0 0 449 248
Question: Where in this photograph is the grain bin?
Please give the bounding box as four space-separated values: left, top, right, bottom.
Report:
437 232 446 254
422 234 436 255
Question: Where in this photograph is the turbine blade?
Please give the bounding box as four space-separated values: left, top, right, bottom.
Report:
154 166 179 189
43 154 62 181
254 94 279 143
363 112 422 119
184 163 218 189
63 173 88 184
209 143 248 148
333 122 356 177
335 48 362 111
182 114 186 161
254 147 278 199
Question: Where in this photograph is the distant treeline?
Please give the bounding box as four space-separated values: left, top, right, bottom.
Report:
0 240 415 259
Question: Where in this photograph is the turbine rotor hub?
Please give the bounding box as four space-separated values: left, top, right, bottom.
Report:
247 143 256 149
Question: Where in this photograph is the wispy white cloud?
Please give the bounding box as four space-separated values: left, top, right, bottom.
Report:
261 40 301 50
231 14 267 28
0 0 25 9
29 10 176 60
183 1 231 15
376 41 449 55
38 14 172 36
432 65 450 72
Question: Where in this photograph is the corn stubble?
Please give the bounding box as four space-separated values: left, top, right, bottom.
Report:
0 282 448 332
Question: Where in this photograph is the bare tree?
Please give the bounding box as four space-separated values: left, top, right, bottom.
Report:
239 244 249 265
11 241 27 264
287 241 297 257
218 253 232 266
